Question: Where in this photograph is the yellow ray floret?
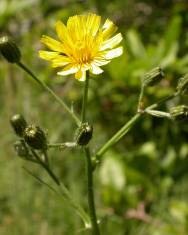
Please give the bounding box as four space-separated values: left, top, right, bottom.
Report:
39 13 123 81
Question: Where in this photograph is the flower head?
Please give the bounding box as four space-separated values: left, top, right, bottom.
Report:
39 13 123 81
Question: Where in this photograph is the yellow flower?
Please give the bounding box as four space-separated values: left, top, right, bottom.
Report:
39 13 123 81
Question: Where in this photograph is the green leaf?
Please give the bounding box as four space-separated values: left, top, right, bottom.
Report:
126 29 146 59
163 16 182 56
99 152 126 191
160 42 178 68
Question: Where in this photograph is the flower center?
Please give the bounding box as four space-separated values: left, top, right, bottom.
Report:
73 38 95 64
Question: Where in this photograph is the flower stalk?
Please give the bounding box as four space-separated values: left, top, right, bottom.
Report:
81 71 90 123
137 85 145 112
81 72 100 234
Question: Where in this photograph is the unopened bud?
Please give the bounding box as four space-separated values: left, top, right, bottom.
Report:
176 74 188 95
143 67 164 86
170 105 188 121
0 36 21 63
24 125 47 150
14 140 29 158
75 123 93 146
10 114 27 137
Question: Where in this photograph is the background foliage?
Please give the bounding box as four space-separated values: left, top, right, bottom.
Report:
0 0 188 234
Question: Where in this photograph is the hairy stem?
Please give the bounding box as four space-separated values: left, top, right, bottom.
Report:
31 149 60 185
96 113 141 159
81 72 100 234
85 147 100 235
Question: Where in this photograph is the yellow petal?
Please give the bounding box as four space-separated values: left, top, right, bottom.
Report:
104 46 123 59
51 56 71 67
67 15 81 40
57 64 78 76
94 58 110 66
100 33 123 51
55 20 68 42
102 18 117 40
41 35 65 52
90 64 103 74
75 69 86 81
39 13 123 79
39 50 59 60
86 13 101 36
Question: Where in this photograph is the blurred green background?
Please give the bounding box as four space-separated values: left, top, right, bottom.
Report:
0 0 188 234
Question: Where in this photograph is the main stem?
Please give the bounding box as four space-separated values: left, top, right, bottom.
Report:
81 72 100 234
17 61 80 126
85 147 100 235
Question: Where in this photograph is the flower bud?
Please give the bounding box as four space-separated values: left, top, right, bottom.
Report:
14 140 29 158
75 123 93 146
170 105 188 121
0 36 21 63
10 114 27 137
143 67 164 86
24 125 47 150
176 74 188 95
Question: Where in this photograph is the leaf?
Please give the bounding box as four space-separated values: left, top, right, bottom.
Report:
160 42 178 68
99 152 126 191
163 16 182 56
170 200 188 224
126 29 146 59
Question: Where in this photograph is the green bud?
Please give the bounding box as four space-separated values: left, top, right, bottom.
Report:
24 125 47 150
75 123 93 146
10 114 27 137
170 105 188 121
0 36 21 63
14 140 29 158
176 74 188 95
143 67 164 86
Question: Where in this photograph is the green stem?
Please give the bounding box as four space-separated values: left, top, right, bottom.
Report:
48 142 77 149
30 149 91 227
43 149 49 165
85 147 100 235
81 72 89 123
31 149 60 185
80 72 100 233
96 113 141 159
16 62 80 126
58 182 91 229
145 109 171 119
95 92 179 160
137 85 145 112
23 166 59 195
